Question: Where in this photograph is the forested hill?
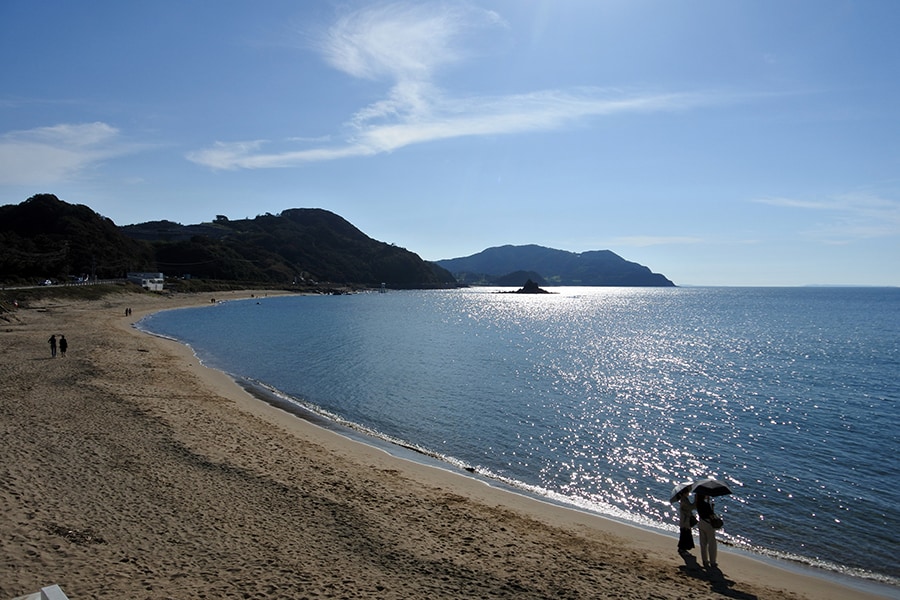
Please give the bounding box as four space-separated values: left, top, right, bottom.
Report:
0 194 156 281
0 194 455 288
436 244 675 287
121 208 455 287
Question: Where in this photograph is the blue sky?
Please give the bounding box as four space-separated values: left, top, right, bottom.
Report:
2 1 898 286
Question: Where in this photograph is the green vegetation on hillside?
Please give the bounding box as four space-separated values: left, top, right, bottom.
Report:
1 195 456 289
0 195 156 283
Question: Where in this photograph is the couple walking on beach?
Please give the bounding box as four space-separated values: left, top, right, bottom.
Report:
48 334 67 358
675 486 719 569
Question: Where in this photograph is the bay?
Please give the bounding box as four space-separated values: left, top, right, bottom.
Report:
139 286 900 585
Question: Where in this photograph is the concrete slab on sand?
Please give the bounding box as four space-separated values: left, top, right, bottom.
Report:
10 584 69 600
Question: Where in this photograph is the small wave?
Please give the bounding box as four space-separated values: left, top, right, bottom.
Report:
232 376 899 591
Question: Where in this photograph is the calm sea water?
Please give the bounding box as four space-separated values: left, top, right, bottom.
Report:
139 287 899 585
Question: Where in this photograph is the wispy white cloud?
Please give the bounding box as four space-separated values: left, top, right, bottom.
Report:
188 86 711 170
755 193 900 240
0 122 137 185
187 1 721 171
186 139 377 170
321 2 504 82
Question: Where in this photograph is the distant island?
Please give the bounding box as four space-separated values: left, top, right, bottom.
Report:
499 279 552 294
436 244 675 287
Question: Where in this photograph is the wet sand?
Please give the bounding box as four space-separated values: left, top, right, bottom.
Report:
0 290 891 599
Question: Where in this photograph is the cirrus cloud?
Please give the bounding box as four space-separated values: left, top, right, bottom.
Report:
187 1 725 171
187 86 714 170
320 2 502 82
0 122 137 185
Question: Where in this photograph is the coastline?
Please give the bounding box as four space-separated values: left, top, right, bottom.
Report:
1 290 894 599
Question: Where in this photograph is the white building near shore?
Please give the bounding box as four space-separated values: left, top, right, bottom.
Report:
127 272 164 291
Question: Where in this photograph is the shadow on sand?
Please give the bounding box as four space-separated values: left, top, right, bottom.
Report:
678 551 759 600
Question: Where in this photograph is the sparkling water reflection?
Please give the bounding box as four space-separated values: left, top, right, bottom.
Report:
140 287 899 583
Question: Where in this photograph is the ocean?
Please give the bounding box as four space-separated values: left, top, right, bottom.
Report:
138 286 899 587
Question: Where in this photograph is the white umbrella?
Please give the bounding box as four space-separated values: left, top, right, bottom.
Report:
670 481 693 503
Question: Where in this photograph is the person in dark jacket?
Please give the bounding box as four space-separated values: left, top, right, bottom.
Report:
696 490 718 568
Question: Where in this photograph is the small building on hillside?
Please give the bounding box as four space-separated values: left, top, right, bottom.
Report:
127 272 165 291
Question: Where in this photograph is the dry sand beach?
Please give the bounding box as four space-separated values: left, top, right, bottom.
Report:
0 289 891 599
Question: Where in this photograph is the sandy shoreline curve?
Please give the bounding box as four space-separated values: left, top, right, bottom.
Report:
1 289 894 599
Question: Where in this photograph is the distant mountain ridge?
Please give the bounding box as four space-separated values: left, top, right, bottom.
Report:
1 195 674 289
119 208 455 287
436 244 675 287
0 195 454 288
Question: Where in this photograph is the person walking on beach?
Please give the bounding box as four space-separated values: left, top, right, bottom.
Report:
48 334 57 358
676 488 696 554
696 490 718 569
58 334 68 357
